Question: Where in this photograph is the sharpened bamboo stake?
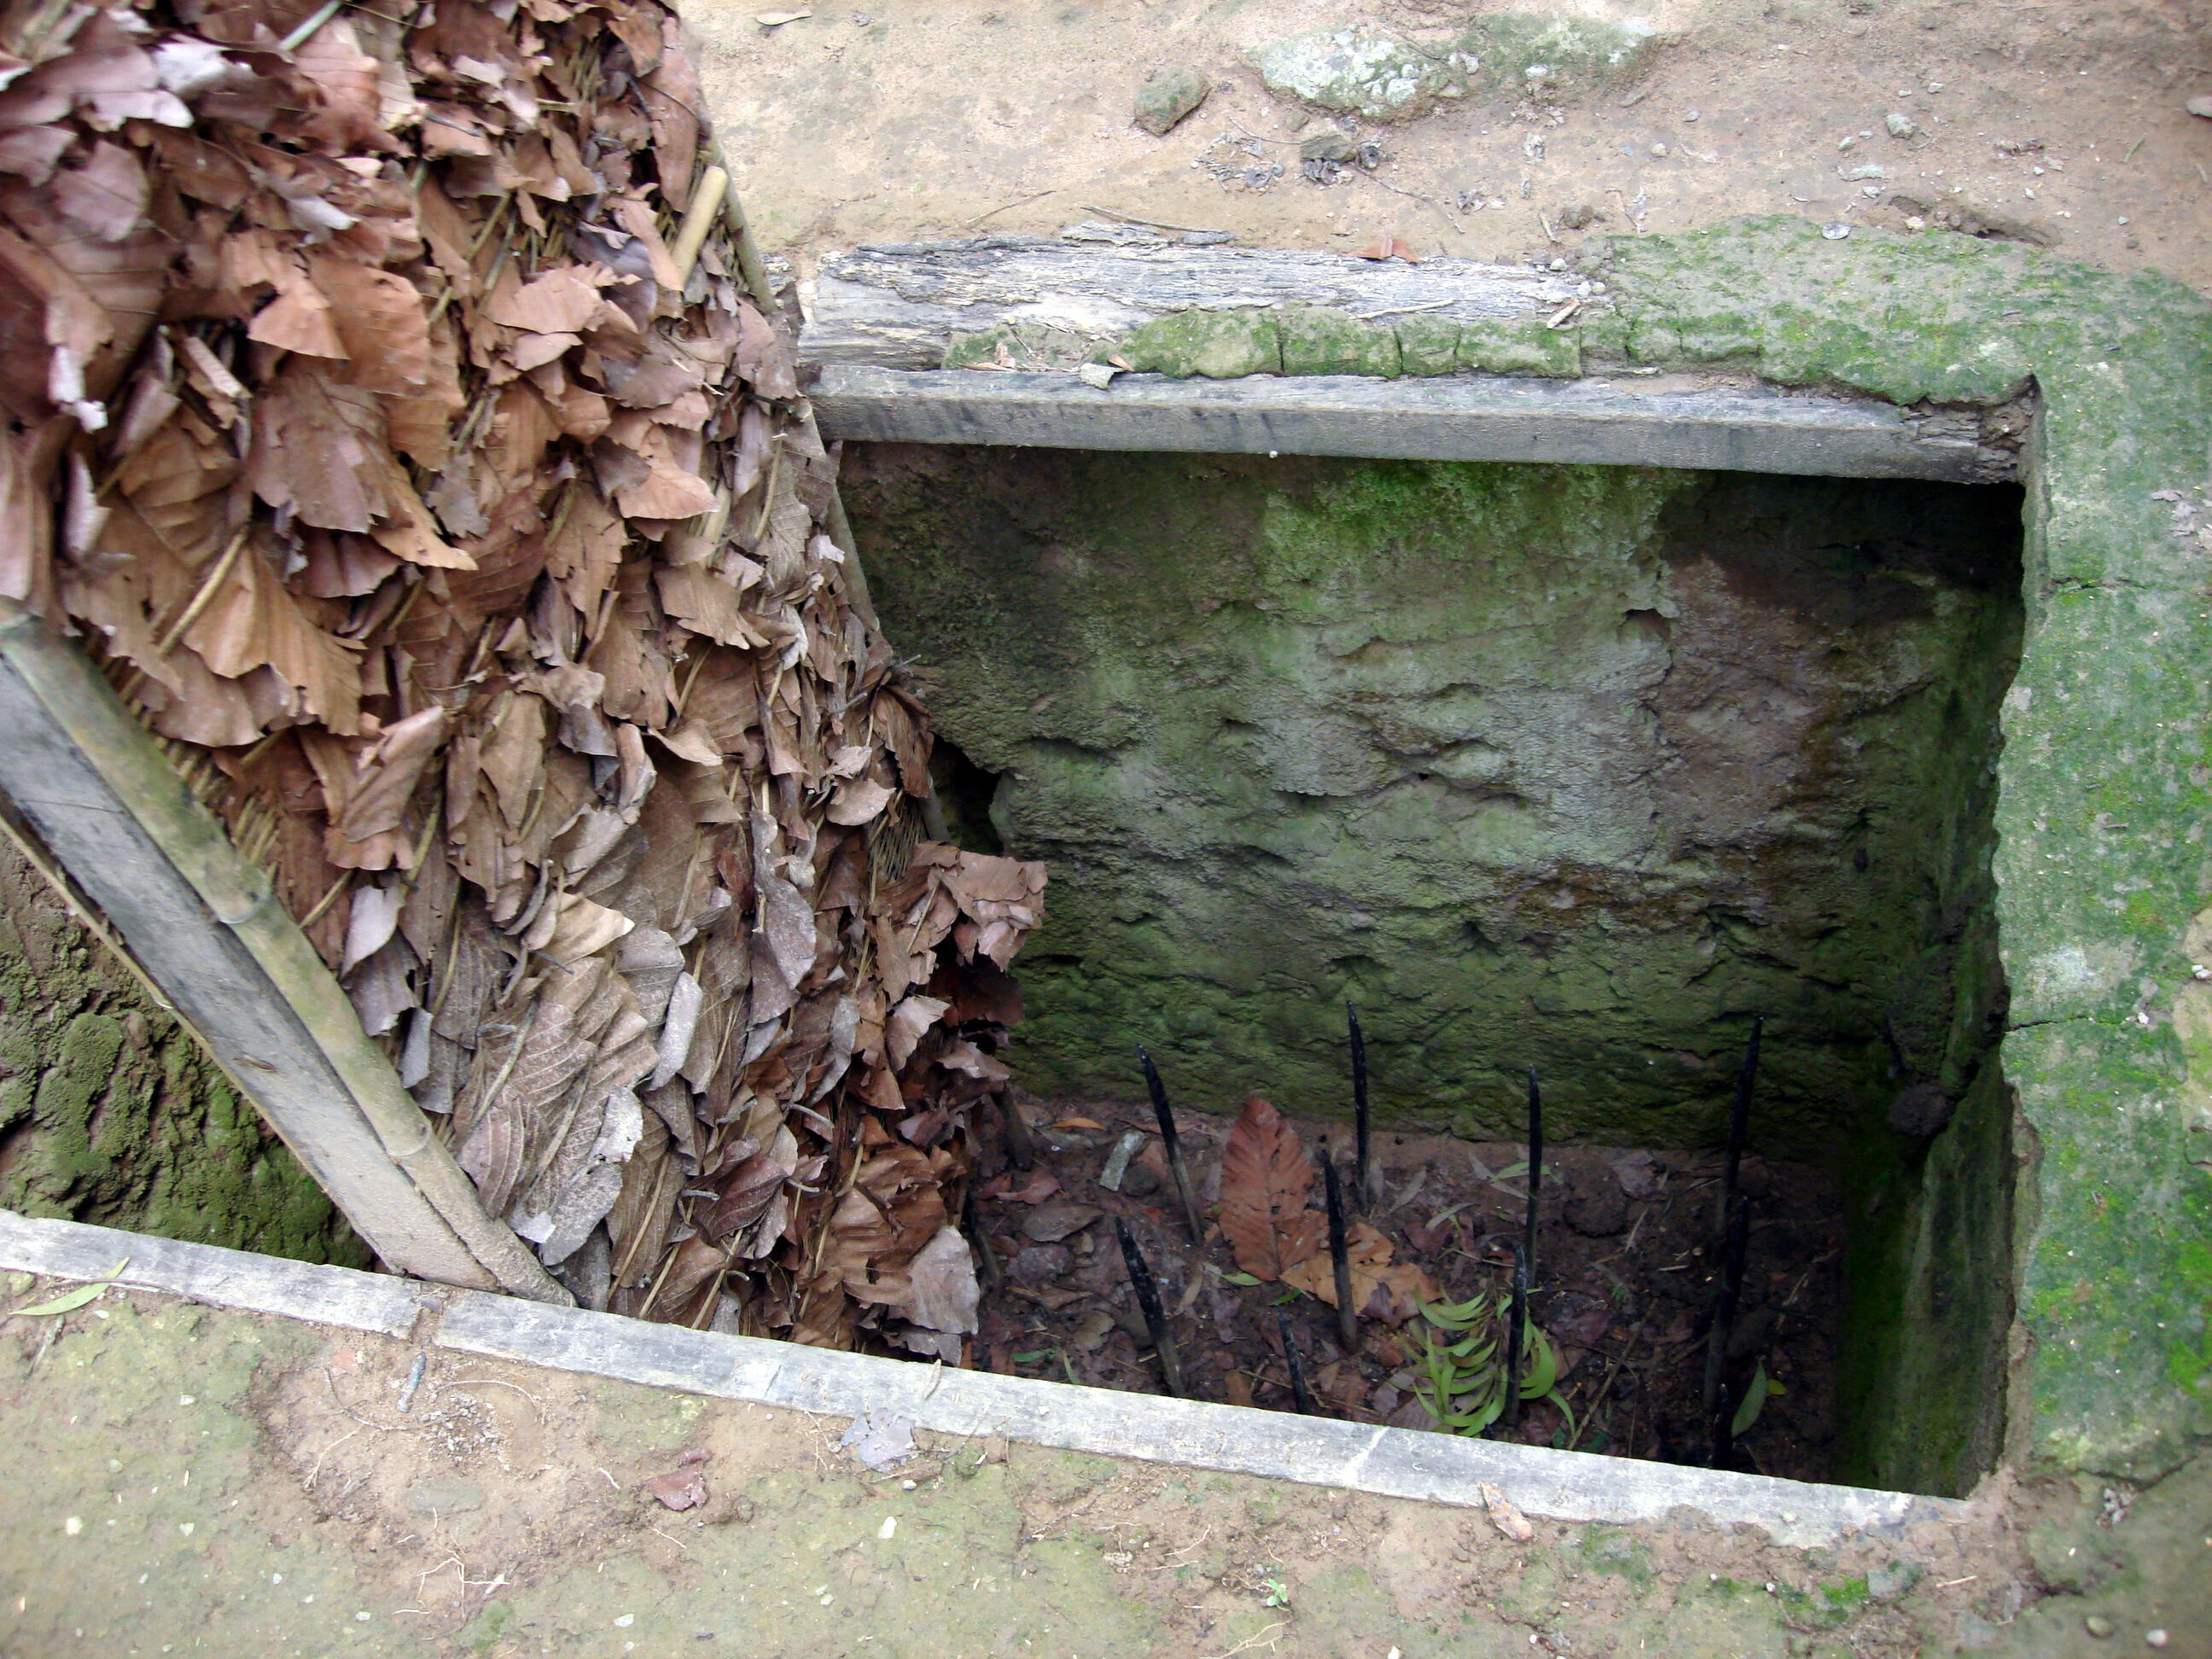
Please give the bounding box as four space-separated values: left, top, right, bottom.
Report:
1321 1152 1357 1353
1501 1237 1529 1435
1348 1001 1379 1212
1278 1309 1321 1417
1702 1016 1763 1429
1137 1047 1206 1244
1523 1063 1542 1301
1115 1217 1185 1397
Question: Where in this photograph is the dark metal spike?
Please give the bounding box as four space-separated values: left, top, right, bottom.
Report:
1321 1154 1358 1353
1114 1217 1185 1398
1501 1237 1528 1434
1349 1002 1377 1212
1137 1047 1206 1243
1278 1309 1321 1417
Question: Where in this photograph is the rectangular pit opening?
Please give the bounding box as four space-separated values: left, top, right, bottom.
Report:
843 443 2026 1499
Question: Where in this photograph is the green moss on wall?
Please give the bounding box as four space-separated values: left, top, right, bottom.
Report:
0 847 362 1266
1577 216 2212 1482
857 446 2016 1138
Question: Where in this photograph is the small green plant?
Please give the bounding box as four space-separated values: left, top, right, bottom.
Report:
1260 1575 1291 1609
1412 1292 1578 1439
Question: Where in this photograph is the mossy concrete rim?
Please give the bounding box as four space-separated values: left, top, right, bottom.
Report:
905 215 2212 1483
1508 217 2212 1481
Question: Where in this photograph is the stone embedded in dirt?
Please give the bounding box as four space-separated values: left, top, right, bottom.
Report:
1885 110 1919 138
1299 129 1359 164
646 1469 708 1511
1071 1308 1115 1352
1563 1177 1628 1237
1008 1243 1074 1284
1726 1304 1781 1363
405 1476 485 1515
1133 67 1210 137
1866 1558 1924 1603
2084 1613 2115 1638
1611 1150 1658 1197
840 1412 916 1471
2186 96 2212 119
1253 27 1461 123
1022 1201 1103 1242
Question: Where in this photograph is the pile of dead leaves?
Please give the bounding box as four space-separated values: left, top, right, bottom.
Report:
0 0 1041 1353
1220 1096 1438 1323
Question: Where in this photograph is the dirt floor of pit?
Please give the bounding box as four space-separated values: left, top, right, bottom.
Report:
689 0 2212 297
970 1093 1847 1484
2 1270 2206 1658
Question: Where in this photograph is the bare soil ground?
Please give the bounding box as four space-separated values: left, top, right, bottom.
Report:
7 1272 2206 1658
688 0 2212 295
971 1091 1848 1485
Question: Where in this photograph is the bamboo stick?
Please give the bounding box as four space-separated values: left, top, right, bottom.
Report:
1321 1152 1357 1353
1701 1017 1762 1424
1348 1002 1378 1212
1523 1063 1542 1301
1115 1218 1185 1397
1278 1309 1321 1416
671 165 731 284
1137 1047 1205 1244
1501 1237 1528 1434
0 601 567 1304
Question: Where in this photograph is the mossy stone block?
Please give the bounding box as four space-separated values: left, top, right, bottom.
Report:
1278 306 1400 377
1392 314 1463 376
1134 67 1210 137
1117 311 1280 378
1458 317 1580 376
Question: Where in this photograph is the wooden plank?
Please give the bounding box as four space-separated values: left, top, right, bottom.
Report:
0 1209 423 1338
801 236 1578 370
0 603 567 1302
810 366 2017 483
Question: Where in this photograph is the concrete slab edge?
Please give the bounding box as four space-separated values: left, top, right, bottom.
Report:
809 366 2015 484
0 1209 421 1339
0 1210 1960 1548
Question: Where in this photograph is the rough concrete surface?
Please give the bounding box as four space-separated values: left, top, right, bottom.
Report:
2 1269 2204 1658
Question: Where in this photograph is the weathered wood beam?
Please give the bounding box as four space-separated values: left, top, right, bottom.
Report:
809 365 2017 483
0 601 568 1303
800 238 2018 481
801 237 1578 370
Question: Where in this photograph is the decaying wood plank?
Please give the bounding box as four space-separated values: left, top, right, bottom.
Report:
809 367 2020 484
800 236 1580 370
0 602 568 1303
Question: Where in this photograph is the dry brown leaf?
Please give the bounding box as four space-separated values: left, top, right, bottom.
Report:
247 271 346 359
1479 1482 1535 1542
1219 1095 1324 1281
307 253 434 395
486 266 606 334
1279 1220 1441 1324
182 536 363 734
